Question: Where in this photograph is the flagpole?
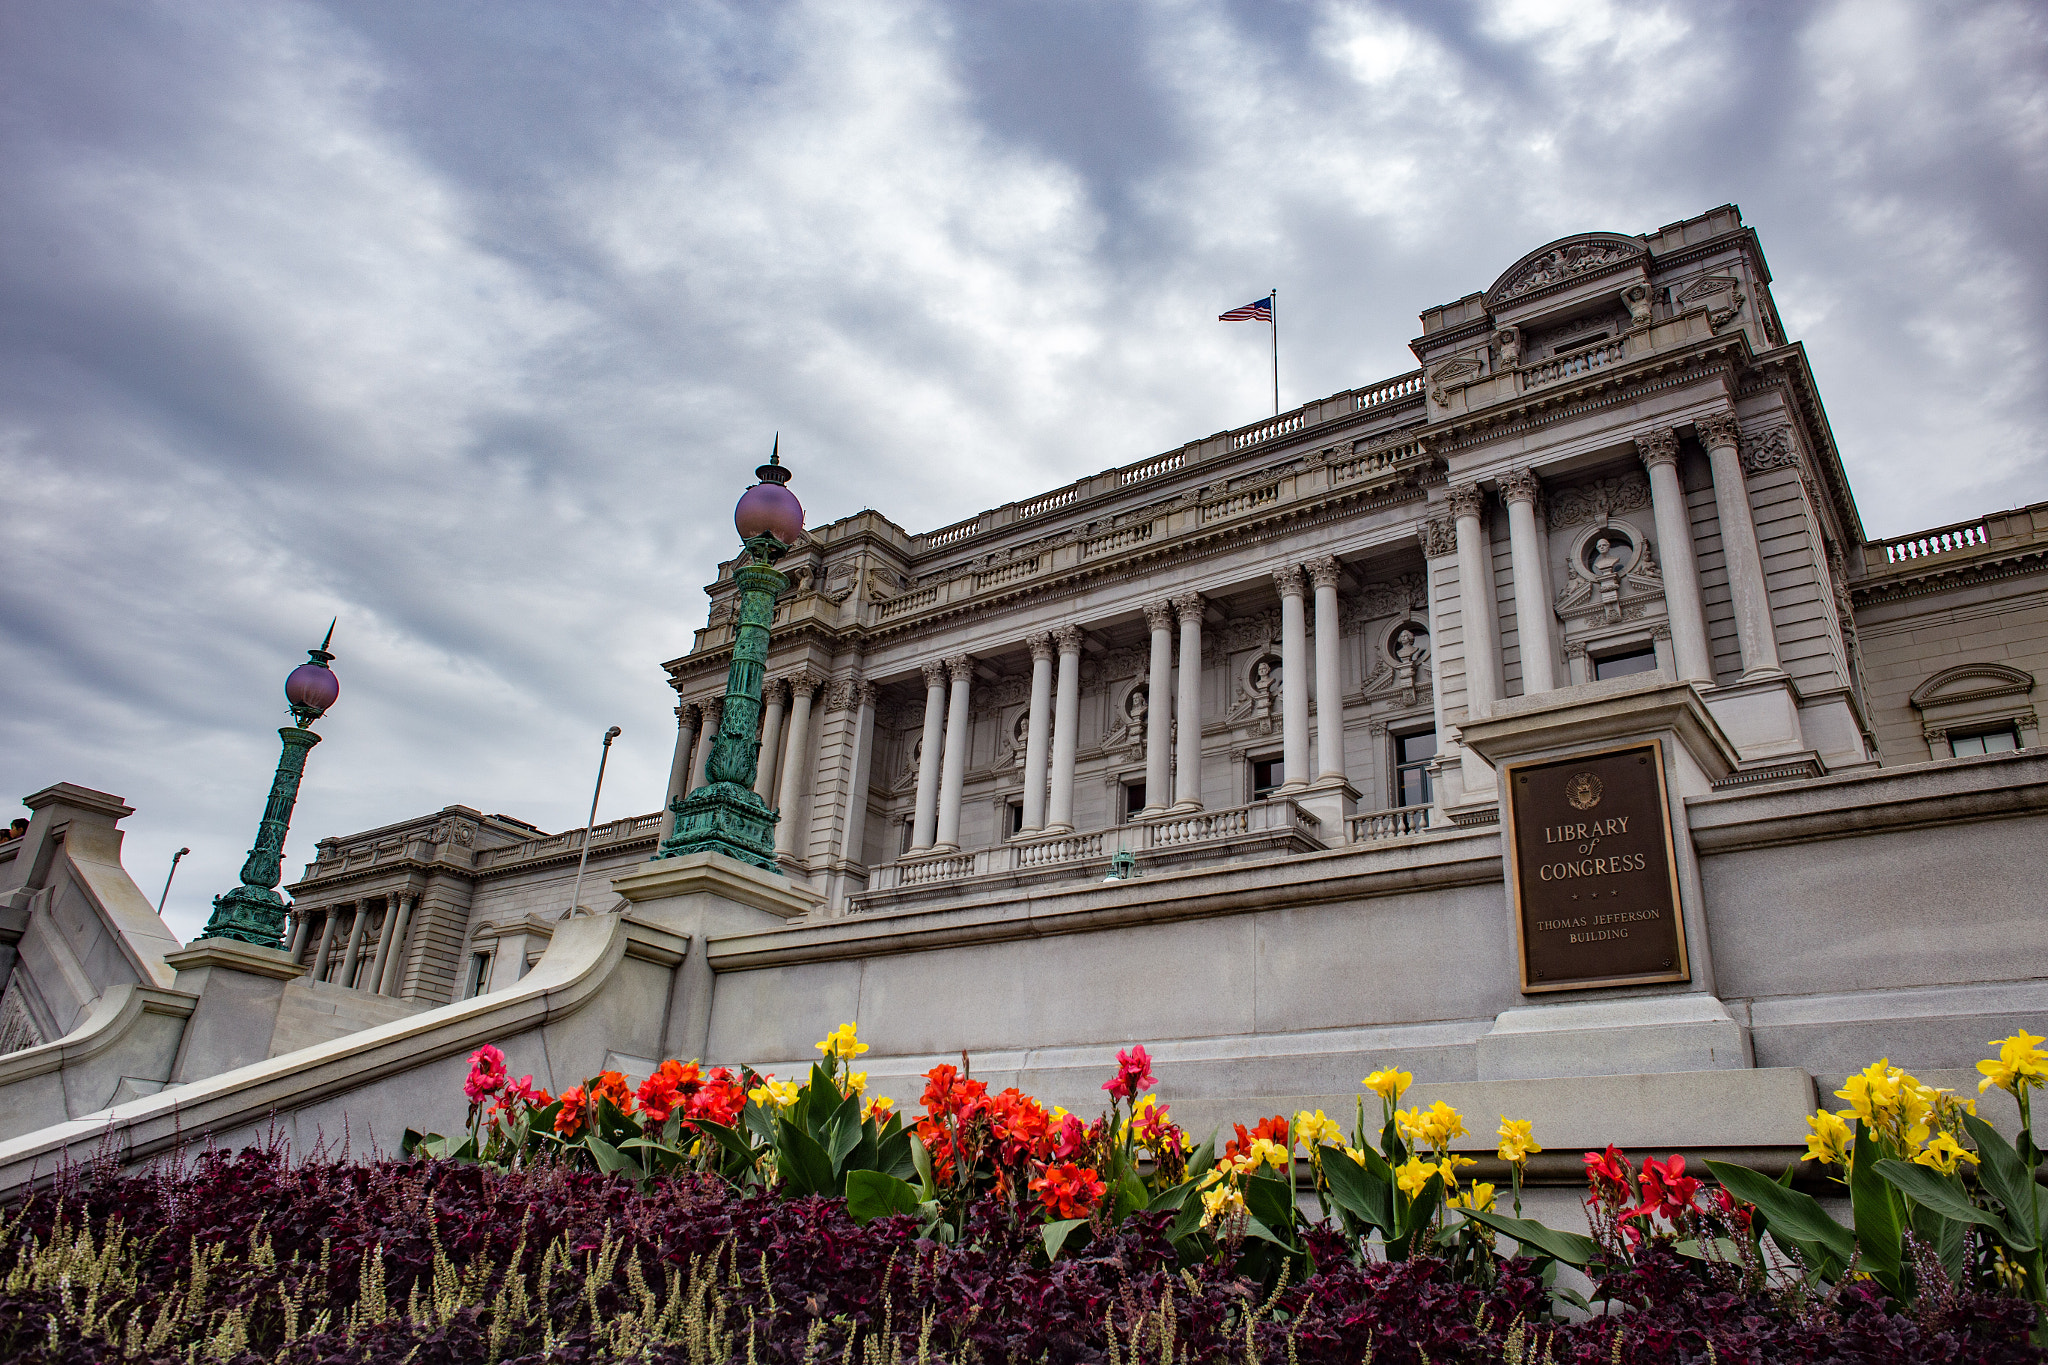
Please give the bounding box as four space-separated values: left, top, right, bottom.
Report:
1270 286 1279 415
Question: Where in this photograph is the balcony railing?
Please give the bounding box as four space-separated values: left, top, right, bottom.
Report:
1880 520 1989 565
858 799 1321 902
1522 337 1626 389
1348 804 1433 843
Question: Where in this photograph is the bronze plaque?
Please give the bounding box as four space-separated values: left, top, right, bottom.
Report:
1504 740 1689 993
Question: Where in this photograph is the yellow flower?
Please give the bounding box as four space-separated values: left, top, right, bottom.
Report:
1235 1137 1290 1172
1804 1109 1852 1167
1395 1156 1437 1198
1198 1167 1228 1190
1293 1109 1343 1150
1364 1068 1414 1102
1341 1146 1368 1167
846 1070 868 1095
1200 1184 1247 1228
1978 1031 2048 1096
1912 1131 1980 1175
1497 1116 1541 1164
1422 1100 1467 1147
748 1076 801 1111
815 1022 870 1060
1449 1181 1497 1211
1394 1107 1427 1148
864 1095 895 1121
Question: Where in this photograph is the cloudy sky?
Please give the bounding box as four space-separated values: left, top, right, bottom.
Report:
3 0 2043 940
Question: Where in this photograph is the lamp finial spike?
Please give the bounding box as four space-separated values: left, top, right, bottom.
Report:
320 618 336 653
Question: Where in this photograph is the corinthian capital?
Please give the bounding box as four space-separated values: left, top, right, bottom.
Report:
1028 632 1056 662
1052 625 1085 655
1271 564 1305 598
1696 408 1742 451
1636 428 1681 469
921 660 948 690
1305 556 1343 592
945 654 976 684
854 679 878 709
761 677 789 708
675 702 701 728
1172 591 1205 624
1446 483 1485 520
1143 600 1175 632
786 668 825 699
1500 467 1542 506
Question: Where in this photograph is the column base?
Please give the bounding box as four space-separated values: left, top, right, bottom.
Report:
1039 823 1074 836
1167 801 1204 814
1292 781 1357 845
928 842 960 854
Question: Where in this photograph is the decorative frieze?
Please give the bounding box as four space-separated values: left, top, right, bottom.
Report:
1420 516 1458 558
1548 474 1651 531
1740 426 1799 475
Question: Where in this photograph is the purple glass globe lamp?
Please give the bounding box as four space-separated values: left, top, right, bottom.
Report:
285 620 340 726
734 434 805 547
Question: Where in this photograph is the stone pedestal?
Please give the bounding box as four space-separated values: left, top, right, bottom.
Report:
1701 674 1808 764
1460 674 1747 1079
611 852 821 1063
1293 779 1357 845
164 939 306 1082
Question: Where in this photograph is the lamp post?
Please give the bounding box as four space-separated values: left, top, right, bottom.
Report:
566 725 623 916
196 623 339 948
656 440 802 873
158 847 191 915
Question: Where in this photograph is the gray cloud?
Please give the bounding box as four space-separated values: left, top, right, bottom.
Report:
2 0 2042 937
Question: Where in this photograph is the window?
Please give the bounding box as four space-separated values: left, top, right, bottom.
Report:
900 818 916 855
1395 730 1437 808
467 951 493 1000
1950 727 2020 757
1594 646 1659 681
1007 800 1025 836
1122 781 1147 821
1251 758 1284 800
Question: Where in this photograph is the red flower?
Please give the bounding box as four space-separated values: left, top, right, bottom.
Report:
987 1088 1053 1164
1223 1116 1290 1163
637 1060 699 1123
1582 1145 1634 1202
1030 1162 1107 1219
1101 1045 1156 1100
1711 1186 1753 1230
1624 1154 1702 1225
463 1045 508 1105
687 1067 747 1126
1052 1112 1088 1161
555 1085 588 1137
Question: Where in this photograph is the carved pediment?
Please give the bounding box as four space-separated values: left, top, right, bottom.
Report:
1910 664 2034 710
1427 356 1483 405
1486 233 1645 307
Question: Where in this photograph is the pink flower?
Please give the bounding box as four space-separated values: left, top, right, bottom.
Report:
464 1044 508 1104
1101 1045 1156 1101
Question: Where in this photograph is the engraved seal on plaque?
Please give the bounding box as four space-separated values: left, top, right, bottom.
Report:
1565 772 1603 811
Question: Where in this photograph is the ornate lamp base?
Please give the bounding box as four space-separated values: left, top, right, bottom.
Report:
656 781 780 873
198 884 290 949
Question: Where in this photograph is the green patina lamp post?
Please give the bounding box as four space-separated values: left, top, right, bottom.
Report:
655 442 803 874
196 624 340 948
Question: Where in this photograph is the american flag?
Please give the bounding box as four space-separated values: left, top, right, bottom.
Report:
1218 295 1273 322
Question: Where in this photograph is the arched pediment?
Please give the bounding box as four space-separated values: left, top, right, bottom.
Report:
1485 233 1644 309
1909 663 2035 709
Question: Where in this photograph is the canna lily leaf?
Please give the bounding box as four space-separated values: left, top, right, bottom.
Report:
1184 1132 1219 1184
1961 1113 2042 1252
1874 1159 2009 1235
876 1126 914 1181
1458 1208 1602 1269
1242 1172 1299 1242
910 1131 938 1202
584 1134 643 1181
776 1116 837 1196
1319 1145 1393 1233
844 1169 924 1225
823 1089 864 1168
1041 1218 1090 1261
1706 1161 1853 1278
1849 1120 1904 1299
693 1118 765 1169
1147 1177 1199 1214
1674 1237 1746 1263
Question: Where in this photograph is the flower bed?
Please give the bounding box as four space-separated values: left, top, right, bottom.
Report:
1 1028 2043 1364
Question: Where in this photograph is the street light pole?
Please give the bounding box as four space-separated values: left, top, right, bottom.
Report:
158 847 190 915
566 726 623 916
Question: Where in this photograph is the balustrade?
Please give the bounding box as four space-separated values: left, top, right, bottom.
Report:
1348 805 1433 843
1522 338 1626 388
1883 522 1989 564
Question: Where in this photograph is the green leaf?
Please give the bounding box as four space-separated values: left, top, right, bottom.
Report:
584 1134 643 1180
401 1129 440 1158
776 1116 837 1196
1242 1172 1298 1242
910 1132 937 1202
876 1126 914 1181
1962 1112 2042 1252
823 1090 865 1168
1390 1174 1442 1257
694 1118 764 1169
1184 1132 1218 1184
1148 1177 1198 1214
844 1169 924 1225
1674 1237 1746 1263
1114 1167 1150 1221
1706 1161 1853 1278
1849 1120 1904 1297
1458 1208 1603 1269
1874 1159 2009 1235
1041 1218 1090 1261
1320 1149 1394 1233
1168 1189 1208 1245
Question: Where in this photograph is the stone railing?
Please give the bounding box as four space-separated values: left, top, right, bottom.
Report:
1119 450 1185 485
1348 804 1434 844
1200 482 1282 524
1330 437 1425 487
877 585 941 619
1522 338 1626 389
974 556 1041 592
473 813 667 871
1231 411 1307 449
1083 522 1152 557
861 799 1319 897
1880 520 1989 565
918 518 980 551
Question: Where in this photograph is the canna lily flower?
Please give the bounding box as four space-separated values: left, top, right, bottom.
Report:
1101 1044 1156 1100
590 1070 635 1116
749 1075 801 1112
864 1095 895 1121
1913 1131 1980 1175
1449 1181 1496 1211
1291 1109 1343 1150
1394 1155 1438 1198
1624 1155 1701 1225
1978 1031 2048 1096
846 1070 868 1096
554 1085 588 1137
816 1022 870 1060
1199 1183 1247 1228
463 1045 509 1104
1341 1145 1368 1167
1497 1116 1541 1164
1030 1162 1108 1219
1803 1109 1853 1167
1363 1068 1414 1102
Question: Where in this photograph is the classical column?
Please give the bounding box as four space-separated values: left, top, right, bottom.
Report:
666 704 701 807
337 905 369 989
1046 625 1084 833
933 655 975 851
1421 516 1459 745
690 697 722 790
309 909 339 981
1274 566 1311 792
1172 592 1205 812
284 911 310 961
753 678 788 802
1500 468 1558 694
1306 558 1346 784
1019 635 1054 833
1449 484 1502 717
772 672 821 860
376 894 415 996
1639 430 1713 681
365 897 399 994
1142 601 1174 815
834 679 879 874
1699 408 1782 677
910 661 947 852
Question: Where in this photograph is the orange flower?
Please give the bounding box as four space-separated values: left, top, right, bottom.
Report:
1031 1162 1107 1219
591 1069 635 1116
1223 1116 1289 1164
688 1067 748 1126
637 1060 699 1123
555 1085 588 1137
